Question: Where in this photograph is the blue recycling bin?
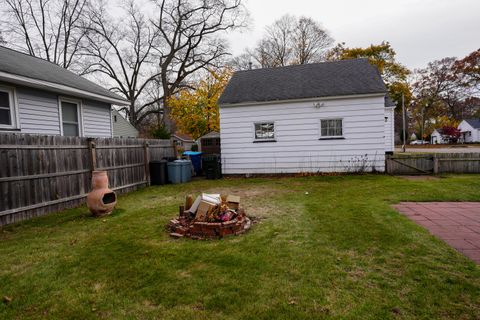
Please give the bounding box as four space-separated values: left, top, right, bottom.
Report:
167 161 183 184
183 151 202 176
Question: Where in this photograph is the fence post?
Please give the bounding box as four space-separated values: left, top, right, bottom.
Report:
144 140 150 186
171 139 178 159
385 155 390 174
87 138 97 171
433 155 439 174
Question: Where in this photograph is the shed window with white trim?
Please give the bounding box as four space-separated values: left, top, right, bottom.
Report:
0 87 17 128
254 122 275 140
320 119 343 137
61 100 80 136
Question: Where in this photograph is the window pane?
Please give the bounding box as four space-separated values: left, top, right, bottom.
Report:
321 119 342 136
0 91 9 109
62 102 78 122
255 122 274 139
0 109 11 125
63 123 78 136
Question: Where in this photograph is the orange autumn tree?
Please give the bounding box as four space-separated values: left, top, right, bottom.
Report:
168 69 231 140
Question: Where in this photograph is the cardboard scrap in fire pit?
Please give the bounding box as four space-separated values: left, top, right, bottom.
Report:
168 193 251 239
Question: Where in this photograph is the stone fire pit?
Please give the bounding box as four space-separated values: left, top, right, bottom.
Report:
168 194 251 239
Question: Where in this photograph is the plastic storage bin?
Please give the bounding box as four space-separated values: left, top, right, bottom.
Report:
167 161 183 184
179 159 192 182
167 160 192 184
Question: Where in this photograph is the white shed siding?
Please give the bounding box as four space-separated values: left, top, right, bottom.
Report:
384 107 394 152
82 100 112 137
16 87 61 135
220 95 387 174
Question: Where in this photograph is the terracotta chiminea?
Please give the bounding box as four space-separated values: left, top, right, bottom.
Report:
87 171 117 216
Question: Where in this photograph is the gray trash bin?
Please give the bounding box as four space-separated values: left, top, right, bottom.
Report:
167 161 183 184
178 159 192 183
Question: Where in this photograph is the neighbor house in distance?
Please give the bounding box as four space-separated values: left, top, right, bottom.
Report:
431 128 450 144
0 46 127 137
112 109 139 138
458 119 480 143
218 59 394 174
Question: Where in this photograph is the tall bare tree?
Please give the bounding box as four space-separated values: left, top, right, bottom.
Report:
293 17 333 64
81 0 159 127
260 14 295 67
81 0 247 131
232 15 333 70
2 0 89 71
148 0 248 131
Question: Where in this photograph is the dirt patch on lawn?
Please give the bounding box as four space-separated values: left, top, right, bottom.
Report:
202 185 289 220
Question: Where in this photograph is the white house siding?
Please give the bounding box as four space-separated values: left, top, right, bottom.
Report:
384 107 394 152
220 95 387 174
82 100 112 137
16 87 61 135
458 121 479 143
431 130 446 144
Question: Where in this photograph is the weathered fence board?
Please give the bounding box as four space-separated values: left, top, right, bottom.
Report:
386 153 480 175
0 133 174 226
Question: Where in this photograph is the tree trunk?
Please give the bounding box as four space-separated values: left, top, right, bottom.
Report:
162 97 176 134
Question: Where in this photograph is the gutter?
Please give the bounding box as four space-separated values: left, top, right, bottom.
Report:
219 92 387 108
0 71 129 106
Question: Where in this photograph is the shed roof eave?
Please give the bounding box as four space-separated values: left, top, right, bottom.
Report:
219 92 386 108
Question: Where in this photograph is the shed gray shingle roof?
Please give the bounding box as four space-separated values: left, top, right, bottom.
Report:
465 119 480 129
0 46 125 103
219 59 387 105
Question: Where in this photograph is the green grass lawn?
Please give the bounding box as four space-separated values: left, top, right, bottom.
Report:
1 175 480 319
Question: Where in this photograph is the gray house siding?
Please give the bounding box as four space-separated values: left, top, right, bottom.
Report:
83 99 112 137
1 82 113 137
17 86 61 135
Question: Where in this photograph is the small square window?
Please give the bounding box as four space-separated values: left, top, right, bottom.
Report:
254 122 275 140
320 119 343 137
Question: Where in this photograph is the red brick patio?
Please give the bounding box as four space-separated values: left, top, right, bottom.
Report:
393 202 480 264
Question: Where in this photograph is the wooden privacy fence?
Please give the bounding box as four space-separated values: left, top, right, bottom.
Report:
0 133 175 226
386 153 480 175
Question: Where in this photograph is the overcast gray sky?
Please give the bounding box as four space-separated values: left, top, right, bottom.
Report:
227 0 480 69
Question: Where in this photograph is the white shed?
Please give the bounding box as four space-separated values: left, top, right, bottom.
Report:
218 59 394 174
458 119 480 143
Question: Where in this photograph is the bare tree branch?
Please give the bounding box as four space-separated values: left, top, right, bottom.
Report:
2 0 90 71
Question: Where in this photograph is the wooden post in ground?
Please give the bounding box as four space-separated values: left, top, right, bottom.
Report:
172 139 178 159
87 138 97 171
144 141 150 186
433 155 439 174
